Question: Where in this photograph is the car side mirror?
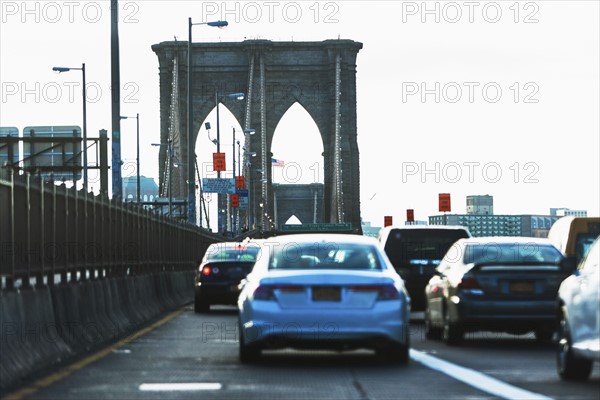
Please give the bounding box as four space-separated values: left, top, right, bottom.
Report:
559 256 578 275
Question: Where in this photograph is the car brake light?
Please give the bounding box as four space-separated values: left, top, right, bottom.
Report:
458 276 484 295
350 285 380 292
201 266 212 276
253 285 274 300
377 284 401 300
458 277 480 289
278 285 304 292
350 284 400 300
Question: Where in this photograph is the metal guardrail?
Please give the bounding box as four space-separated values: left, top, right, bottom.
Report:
0 169 223 290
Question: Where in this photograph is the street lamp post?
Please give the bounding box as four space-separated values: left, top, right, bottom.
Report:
244 150 256 230
52 64 87 192
214 92 245 235
187 18 228 225
229 127 255 235
237 140 241 176
120 113 140 203
234 128 255 234
232 127 236 235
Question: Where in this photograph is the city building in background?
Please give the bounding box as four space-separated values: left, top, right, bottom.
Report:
427 195 587 237
367 196 591 238
429 213 561 237
466 195 493 215
550 208 588 217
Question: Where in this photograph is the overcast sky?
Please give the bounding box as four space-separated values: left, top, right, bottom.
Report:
1 0 598 227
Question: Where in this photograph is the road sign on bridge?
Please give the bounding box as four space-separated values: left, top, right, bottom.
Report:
281 223 353 233
202 178 235 194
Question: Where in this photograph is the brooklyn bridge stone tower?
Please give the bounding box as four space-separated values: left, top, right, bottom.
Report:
152 39 363 230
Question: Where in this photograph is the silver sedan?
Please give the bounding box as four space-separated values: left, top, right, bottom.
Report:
237 234 411 363
557 235 600 380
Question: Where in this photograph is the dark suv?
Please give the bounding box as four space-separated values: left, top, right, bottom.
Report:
378 225 471 311
194 241 261 313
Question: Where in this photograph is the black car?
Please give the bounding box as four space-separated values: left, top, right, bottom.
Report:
194 241 261 313
424 237 571 344
378 225 471 311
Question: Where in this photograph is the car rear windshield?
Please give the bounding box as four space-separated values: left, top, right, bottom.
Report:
269 242 382 270
384 229 469 267
206 245 260 262
464 243 563 265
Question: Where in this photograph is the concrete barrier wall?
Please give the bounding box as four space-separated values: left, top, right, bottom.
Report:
0 270 194 389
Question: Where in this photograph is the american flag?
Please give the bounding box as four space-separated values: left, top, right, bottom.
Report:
272 158 285 167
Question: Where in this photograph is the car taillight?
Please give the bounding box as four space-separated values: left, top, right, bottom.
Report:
458 276 483 294
278 285 304 293
350 284 400 300
200 264 220 276
253 285 274 300
458 277 480 289
377 284 401 300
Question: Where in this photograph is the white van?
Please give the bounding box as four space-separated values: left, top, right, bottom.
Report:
547 217 600 264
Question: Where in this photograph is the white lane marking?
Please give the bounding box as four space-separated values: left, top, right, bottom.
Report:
139 383 222 391
410 349 553 400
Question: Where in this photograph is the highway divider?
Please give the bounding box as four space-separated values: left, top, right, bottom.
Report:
0 270 194 389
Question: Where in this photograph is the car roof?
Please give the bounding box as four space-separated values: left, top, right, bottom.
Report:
381 225 469 231
378 224 471 242
260 233 379 246
455 236 554 245
208 241 242 248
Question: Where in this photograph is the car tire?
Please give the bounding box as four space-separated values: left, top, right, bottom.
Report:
424 308 442 340
534 328 554 343
239 329 261 364
557 315 593 381
443 312 463 345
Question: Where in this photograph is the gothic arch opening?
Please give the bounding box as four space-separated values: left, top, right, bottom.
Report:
285 215 302 225
271 102 323 185
196 104 243 232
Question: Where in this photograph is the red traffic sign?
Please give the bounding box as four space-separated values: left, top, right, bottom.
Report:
439 193 451 212
231 193 239 208
406 209 415 222
235 175 245 189
384 216 393 227
213 152 226 172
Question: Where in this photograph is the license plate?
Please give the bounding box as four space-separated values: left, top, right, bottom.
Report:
312 286 341 302
510 281 534 294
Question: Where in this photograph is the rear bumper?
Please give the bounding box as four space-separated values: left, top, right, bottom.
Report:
455 298 558 331
240 301 409 349
196 283 240 305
